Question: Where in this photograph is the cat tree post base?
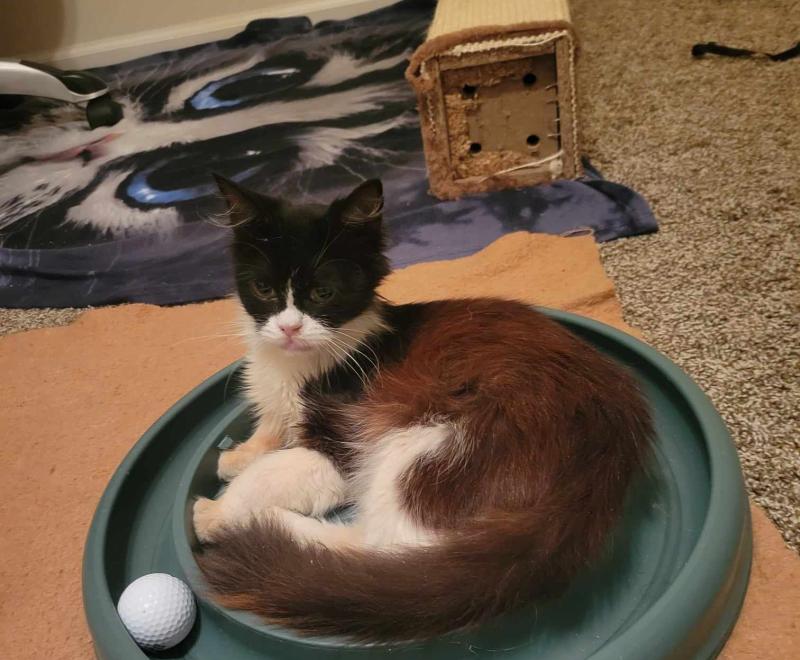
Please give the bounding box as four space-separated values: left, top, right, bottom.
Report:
406 0 582 200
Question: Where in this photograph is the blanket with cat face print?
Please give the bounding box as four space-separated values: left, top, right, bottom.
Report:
0 0 657 308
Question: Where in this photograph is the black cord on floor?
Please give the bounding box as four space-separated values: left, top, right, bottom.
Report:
692 40 800 61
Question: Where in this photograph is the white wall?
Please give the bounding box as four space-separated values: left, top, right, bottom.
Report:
1 0 397 68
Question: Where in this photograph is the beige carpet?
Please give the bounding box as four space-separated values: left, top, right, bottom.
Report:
572 0 800 550
0 307 83 335
1 0 798 550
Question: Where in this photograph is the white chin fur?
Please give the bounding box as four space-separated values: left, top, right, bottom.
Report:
258 314 332 354
237 300 387 373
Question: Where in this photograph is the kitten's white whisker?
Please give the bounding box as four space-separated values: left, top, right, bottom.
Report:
323 341 366 390
326 327 381 374
234 239 272 264
327 339 370 389
313 227 346 268
339 342 380 376
324 337 371 389
222 362 240 401
169 332 247 347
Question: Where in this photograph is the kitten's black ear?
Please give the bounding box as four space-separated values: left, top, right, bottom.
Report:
338 179 383 226
212 173 260 227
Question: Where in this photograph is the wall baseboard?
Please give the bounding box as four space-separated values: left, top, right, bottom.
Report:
19 0 397 69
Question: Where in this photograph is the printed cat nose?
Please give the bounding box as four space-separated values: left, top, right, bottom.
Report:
278 321 303 337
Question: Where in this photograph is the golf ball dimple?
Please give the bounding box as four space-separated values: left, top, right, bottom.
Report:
117 573 196 651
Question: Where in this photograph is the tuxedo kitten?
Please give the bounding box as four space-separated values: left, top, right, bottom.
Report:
193 176 653 643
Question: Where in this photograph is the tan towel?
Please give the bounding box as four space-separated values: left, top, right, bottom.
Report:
0 232 796 658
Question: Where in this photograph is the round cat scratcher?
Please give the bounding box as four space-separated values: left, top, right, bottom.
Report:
83 310 752 660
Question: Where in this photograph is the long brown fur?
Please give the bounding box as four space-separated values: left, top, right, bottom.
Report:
196 298 653 643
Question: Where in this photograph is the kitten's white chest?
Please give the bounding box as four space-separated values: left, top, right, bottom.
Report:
242 348 326 444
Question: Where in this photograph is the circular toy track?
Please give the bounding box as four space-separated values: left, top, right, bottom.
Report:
83 309 752 659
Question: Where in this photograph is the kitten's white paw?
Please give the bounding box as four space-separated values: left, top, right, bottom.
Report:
193 496 223 543
217 446 258 481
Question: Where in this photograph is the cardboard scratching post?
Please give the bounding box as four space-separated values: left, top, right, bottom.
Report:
406 0 581 200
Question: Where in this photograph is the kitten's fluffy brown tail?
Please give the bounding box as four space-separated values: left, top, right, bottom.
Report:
196 502 605 643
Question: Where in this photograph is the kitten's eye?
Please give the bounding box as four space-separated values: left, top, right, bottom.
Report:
310 286 334 303
249 281 277 301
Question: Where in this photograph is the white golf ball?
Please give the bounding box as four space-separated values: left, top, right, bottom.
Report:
117 573 196 651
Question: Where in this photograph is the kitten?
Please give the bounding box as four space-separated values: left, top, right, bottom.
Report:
193 176 653 643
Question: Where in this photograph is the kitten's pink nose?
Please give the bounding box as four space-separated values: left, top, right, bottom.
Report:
278 321 302 338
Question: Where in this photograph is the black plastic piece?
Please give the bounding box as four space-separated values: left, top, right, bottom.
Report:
0 94 24 110
86 95 124 128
